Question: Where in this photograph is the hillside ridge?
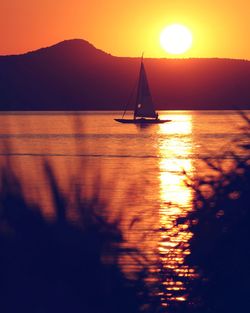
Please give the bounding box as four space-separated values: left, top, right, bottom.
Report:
0 39 250 110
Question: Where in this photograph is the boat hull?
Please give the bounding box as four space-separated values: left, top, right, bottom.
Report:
114 118 171 124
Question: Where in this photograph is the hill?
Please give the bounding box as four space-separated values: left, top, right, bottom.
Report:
0 39 250 110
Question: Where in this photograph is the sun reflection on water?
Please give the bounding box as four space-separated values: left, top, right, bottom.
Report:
157 113 195 304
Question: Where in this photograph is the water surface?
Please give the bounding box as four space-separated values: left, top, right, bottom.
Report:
0 110 248 303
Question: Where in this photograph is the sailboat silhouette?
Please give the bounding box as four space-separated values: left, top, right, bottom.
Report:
115 57 171 124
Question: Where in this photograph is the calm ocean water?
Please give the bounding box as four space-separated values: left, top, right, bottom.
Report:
0 110 248 302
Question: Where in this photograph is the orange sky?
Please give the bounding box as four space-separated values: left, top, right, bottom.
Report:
1 0 250 59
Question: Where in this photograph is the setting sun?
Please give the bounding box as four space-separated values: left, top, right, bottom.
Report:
160 24 193 55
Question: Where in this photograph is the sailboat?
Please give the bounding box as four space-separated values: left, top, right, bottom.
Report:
114 57 171 124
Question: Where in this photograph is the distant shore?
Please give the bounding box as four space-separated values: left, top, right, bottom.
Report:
1 39 250 111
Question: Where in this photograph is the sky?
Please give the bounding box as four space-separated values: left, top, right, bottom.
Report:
1 0 250 59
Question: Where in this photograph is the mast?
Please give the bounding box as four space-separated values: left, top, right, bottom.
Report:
134 54 144 119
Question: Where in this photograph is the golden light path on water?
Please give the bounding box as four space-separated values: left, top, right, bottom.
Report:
157 114 195 304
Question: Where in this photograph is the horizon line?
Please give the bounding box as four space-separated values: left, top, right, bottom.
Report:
0 38 249 62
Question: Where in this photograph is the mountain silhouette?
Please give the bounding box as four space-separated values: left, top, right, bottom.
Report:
0 39 250 110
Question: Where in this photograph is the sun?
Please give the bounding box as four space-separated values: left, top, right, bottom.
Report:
160 24 193 55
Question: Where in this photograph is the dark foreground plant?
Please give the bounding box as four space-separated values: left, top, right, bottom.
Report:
0 160 154 313
179 114 250 313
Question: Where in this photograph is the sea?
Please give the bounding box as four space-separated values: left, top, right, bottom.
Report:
0 110 249 303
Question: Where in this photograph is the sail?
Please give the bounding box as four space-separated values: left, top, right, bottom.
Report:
134 62 157 119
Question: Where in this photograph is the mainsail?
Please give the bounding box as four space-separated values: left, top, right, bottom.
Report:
134 61 157 119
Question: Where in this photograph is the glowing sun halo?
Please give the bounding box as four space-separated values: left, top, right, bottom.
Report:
160 24 193 55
